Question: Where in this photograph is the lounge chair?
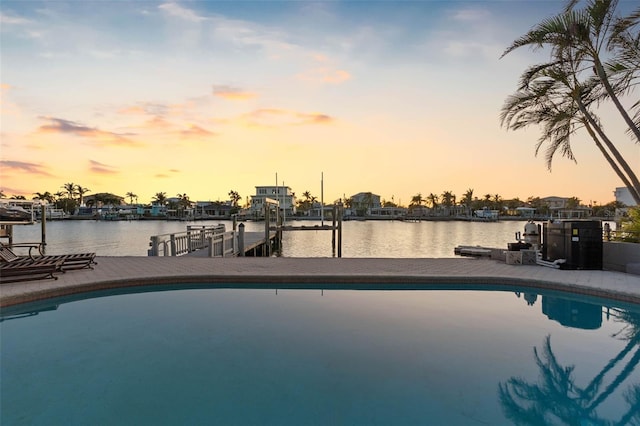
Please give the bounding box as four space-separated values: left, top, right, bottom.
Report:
0 244 97 271
0 258 63 283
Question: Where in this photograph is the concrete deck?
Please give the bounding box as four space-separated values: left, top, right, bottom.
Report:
1 257 639 307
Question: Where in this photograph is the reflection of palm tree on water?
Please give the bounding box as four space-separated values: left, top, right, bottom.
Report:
499 309 640 425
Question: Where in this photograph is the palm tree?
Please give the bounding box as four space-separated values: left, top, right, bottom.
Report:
75 185 90 206
427 193 439 209
126 192 137 205
493 194 503 211
152 192 167 206
62 182 76 200
501 0 640 204
33 191 54 204
410 193 424 207
462 188 474 217
564 0 640 142
228 190 241 207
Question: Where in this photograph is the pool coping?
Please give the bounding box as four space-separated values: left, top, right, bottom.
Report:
1 257 640 307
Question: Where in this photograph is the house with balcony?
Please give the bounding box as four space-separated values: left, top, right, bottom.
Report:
250 185 297 217
349 192 381 216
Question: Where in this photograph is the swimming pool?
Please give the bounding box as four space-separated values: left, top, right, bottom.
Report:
2 285 638 425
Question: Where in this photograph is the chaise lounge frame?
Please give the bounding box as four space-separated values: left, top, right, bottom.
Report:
0 243 97 271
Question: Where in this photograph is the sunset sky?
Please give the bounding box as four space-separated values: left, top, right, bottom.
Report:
1 0 638 207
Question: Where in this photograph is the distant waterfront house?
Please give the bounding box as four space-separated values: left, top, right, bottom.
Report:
614 187 637 207
369 206 407 218
541 196 568 209
350 192 381 215
146 204 167 217
250 185 297 216
514 207 536 218
195 201 234 218
80 193 125 216
550 206 593 219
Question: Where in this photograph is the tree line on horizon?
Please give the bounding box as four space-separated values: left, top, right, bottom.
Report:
0 183 627 219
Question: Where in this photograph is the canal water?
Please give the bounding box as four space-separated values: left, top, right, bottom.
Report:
9 219 547 257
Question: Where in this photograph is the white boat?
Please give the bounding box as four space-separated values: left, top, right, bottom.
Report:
0 202 34 222
474 208 499 220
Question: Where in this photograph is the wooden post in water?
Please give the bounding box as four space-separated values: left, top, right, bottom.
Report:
238 223 245 256
40 204 47 252
332 204 337 256
337 203 343 258
264 203 270 257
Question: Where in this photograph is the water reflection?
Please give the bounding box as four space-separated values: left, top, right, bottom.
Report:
499 306 640 425
2 285 639 425
542 296 603 330
0 304 58 322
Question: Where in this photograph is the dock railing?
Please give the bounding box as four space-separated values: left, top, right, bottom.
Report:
148 224 230 257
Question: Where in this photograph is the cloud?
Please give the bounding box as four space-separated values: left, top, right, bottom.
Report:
37 117 143 147
297 68 351 84
145 116 173 129
240 109 334 128
0 13 32 25
89 160 118 174
0 160 53 177
213 85 257 101
118 103 169 116
180 124 216 138
154 169 180 179
451 8 491 22
118 106 147 115
158 2 206 22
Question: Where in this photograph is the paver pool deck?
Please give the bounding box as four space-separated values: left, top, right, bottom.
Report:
1 257 639 307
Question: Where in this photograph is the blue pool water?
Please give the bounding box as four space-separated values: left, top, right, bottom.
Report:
1 286 639 425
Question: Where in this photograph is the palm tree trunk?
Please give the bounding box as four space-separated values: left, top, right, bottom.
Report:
577 98 640 204
584 121 640 203
587 347 640 411
594 59 640 143
582 337 638 396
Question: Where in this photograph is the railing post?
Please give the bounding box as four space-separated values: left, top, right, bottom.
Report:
238 223 245 257
221 234 227 258
208 236 213 257
187 231 192 252
149 236 158 256
332 204 337 256
338 204 343 258
170 234 177 256
232 230 237 255
264 204 270 257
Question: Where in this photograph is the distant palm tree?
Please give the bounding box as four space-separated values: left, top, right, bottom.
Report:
462 188 474 217
33 191 54 203
152 192 167 206
427 193 439 209
75 185 91 206
228 190 241 207
62 182 76 200
126 192 137 205
566 196 581 209
410 193 424 207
